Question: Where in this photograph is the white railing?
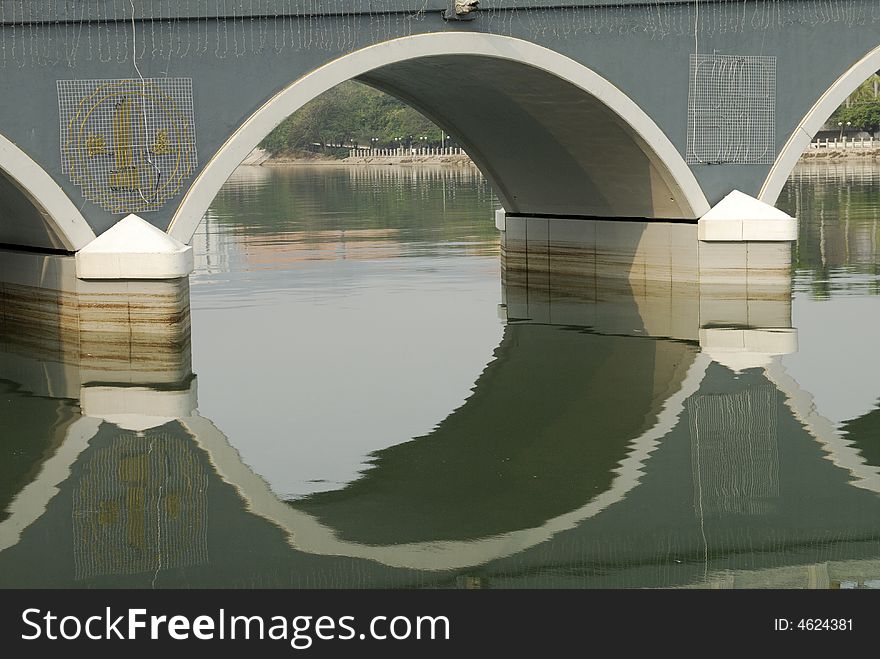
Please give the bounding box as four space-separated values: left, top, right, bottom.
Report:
348 147 467 158
809 137 879 150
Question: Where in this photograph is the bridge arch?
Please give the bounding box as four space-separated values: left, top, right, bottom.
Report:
168 32 710 245
0 133 95 251
761 42 880 205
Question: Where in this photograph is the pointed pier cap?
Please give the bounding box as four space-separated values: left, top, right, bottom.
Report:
698 190 797 242
76 214 194 279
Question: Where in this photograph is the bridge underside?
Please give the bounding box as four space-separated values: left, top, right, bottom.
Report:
358 55 694 220
0 171 67 251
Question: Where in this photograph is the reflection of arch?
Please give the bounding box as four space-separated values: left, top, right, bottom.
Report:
183 353 711 572
0 417 101 552
0 133 96 251
760 43 880 206
168 32 710 244
765 360 880 494
838 408 880 472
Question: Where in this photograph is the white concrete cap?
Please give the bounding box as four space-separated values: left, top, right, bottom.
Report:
80 381 198 431
699 328 798 372
698 190 797 242
76 214 194 279
495 208 507 231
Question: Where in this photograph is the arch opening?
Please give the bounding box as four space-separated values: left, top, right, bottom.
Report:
0 133 95 252
169 33 710 245
762 42 880 205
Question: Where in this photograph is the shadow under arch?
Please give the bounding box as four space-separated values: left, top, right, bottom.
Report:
761 41 880 206
168 32 710 244
0 133 96 251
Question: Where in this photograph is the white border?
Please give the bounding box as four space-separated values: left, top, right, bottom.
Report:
765 359 880 494
0 417 102 552
168 32 710 244
183 353 712 571
0 132 96 251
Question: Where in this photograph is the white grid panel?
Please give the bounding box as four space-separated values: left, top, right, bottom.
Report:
58 77 197 214
72 432 209 581
687 54 776 165
688 386 780 517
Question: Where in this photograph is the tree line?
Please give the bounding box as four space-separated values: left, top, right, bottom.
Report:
833 73 880 134
261 81 449 157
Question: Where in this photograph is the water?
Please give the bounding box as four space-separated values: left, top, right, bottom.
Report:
1 162 879 589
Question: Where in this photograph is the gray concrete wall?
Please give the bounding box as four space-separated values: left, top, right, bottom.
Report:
0 2 878 248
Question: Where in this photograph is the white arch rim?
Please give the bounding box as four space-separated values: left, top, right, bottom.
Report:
764 359 880 494
0 133 96 251
168 32 711 244
183 353 712 572
760 42 880 205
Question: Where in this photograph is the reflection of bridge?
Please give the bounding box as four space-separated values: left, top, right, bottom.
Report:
2 248 880 588
13 0 880 313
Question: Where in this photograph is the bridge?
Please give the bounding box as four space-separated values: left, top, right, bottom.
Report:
1 1 877 300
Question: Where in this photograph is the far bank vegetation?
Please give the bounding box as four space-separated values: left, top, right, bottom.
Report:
261 81 451 159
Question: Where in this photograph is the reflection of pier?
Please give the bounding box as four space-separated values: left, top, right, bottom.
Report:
2 232 880 588
72 429 209 581
502 217 796 370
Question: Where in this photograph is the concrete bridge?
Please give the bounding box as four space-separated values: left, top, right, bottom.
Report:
2 1 878 288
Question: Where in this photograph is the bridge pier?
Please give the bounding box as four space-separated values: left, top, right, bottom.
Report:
0 214 193 365
499 189 797 302
499 190 798 371
0 245 191 377
0 183 797 352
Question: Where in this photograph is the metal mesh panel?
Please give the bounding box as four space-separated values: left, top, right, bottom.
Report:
72 431 209 581
58 77 197 214
687 54 776 165
688 386 780 517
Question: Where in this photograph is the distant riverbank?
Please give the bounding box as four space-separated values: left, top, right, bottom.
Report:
800 147 880 161
278 154 474 166
247 145 876 168
245 147 476 168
